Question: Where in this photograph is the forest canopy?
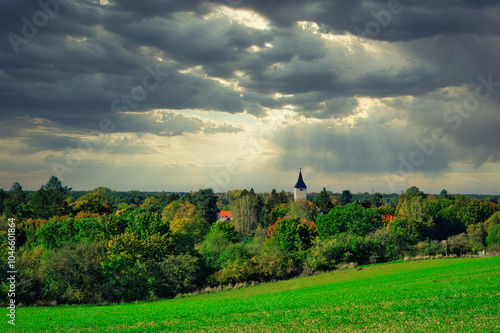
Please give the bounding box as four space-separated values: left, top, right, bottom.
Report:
1 177 499 305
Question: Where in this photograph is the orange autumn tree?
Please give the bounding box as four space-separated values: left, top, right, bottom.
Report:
382 214 395 228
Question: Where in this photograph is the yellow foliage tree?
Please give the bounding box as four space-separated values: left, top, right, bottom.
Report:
162 201 209 242
140 196 159 209
107 232 146 262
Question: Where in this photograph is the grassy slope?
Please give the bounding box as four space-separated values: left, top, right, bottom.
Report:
6 257 500 332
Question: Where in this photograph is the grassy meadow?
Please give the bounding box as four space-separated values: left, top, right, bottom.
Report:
5 256 500 332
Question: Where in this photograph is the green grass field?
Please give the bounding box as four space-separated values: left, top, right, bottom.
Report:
5 256 500 332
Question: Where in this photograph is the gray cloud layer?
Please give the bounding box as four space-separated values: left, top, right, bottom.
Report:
1 0 499 188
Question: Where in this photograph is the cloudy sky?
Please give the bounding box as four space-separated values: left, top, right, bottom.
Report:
1 0 500 194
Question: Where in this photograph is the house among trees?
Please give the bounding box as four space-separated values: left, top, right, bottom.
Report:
293 168 307 201
217 210 231 222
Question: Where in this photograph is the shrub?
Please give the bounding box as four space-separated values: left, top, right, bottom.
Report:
39 241 107 304
414 240 446 256
253 244 293 281
101 257 148 303
466 223 487 252
218 244 252 268
209 259 255 285
157 254 204 297
367 228 410 261
305 237 344 272
306 234 377 272
6 246 47 305
447 233 472 256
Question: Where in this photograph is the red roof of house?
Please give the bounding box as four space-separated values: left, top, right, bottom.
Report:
220 211 231 218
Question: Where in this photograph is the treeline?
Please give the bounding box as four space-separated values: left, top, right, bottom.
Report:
0 178 499 306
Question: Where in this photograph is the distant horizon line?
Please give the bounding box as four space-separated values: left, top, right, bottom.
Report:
3 186 499 197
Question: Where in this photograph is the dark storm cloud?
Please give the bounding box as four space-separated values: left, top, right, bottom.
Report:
3 0 498 124
241 0 500 41
1 0 499 180
0 1 254 124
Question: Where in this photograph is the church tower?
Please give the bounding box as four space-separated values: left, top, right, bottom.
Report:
293 168 307 201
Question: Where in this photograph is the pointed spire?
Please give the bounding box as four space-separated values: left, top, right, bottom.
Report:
294 169 307 189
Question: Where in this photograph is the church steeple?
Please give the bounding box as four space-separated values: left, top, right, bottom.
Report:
293 168 307 201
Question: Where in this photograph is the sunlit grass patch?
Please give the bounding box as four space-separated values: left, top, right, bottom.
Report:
7 256 500 332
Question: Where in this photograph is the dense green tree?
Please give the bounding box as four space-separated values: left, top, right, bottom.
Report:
369 228 412 261
432 203 464 240
165 202 209 243
260 189 280 227
315 203 381 237
360 199 372 209
128 211 165 238
194 189 219 224
485 212 500 230
71 192 110 215
101 256 149 302
269 203 291 226
156 254 203 297
314 188 334 214
278 190 289 204
34 217 76 249
457 199 497 227
158 192 181 209
31 176 72 219
4 182 30 219
340 190 353 206
39 241 107 304
100 213 128 238
125 190 145 205
210 220 238 243
404 186 427 199
73 217 106 242
255 195 264 225
268 217 317 253
140 196 160 210
290 199 317 221
0 189 6 215
486 224 500 247
439 189 451 199
198 230 232 270
164 193 181 207
217 244 253 269
371 192 384 208
398 196 431 223
389 216 425 245
467 223 487 252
